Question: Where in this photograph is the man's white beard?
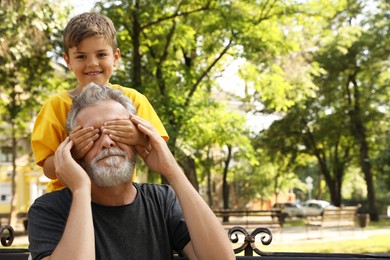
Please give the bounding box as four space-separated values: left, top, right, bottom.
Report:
82 148 135 187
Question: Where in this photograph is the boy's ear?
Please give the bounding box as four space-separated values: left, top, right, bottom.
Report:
114 48 121 67
63 53 73 70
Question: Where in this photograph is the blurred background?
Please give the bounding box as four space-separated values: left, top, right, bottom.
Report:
1 0 389 242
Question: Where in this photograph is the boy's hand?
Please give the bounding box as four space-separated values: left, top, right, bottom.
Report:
102 117 148 147
130 116 176 178
69 126 100 160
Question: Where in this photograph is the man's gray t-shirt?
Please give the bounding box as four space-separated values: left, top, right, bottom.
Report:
28 183 190 260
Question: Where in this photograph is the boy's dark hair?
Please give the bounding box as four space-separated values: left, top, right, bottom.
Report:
63 12 118 56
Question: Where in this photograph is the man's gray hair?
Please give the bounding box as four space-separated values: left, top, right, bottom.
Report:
66 83 137 134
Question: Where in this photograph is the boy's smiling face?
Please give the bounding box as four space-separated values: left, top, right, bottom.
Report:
63 36 120 88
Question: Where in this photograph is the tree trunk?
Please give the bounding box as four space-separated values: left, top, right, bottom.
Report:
347 76 378 221
315 173 322 199
351 114 378 220
222 145 232 222
131 1 142 91
303 119 343 206
179 154 199 191
8 121 18 227
206 169 212 207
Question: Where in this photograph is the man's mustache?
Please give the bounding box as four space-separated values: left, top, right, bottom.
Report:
93 148 127 162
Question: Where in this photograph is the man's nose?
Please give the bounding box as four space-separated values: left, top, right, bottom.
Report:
100 133 115 149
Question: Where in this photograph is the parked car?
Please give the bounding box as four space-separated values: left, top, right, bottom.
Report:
272 202 306 218
301 200 334 216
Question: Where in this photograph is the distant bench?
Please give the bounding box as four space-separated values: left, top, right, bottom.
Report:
306 206 358 235
213 209 284 231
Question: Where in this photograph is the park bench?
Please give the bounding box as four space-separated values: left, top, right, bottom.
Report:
2 223 389 259
306 206 359 236
213 209 285 230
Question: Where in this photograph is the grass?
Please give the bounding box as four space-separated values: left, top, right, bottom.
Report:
263 234 390 254
366 217 390 229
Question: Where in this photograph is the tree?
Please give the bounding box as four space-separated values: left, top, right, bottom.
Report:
180 98 255 209
95 0 299 190
254 100 355 207
0 0 69 225
310 0 390 221
240 0 389 220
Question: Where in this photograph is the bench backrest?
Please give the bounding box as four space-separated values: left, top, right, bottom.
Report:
321 206 358 226
0 249 30 260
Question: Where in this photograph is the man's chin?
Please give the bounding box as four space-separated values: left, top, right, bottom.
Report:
93 172 133 187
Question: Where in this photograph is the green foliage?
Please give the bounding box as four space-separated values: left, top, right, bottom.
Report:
92 0 389 211
374 131 390 189
0 1 69 135
0 0 388 223
248 0 389 210
96 0 308 140
93 0 307 195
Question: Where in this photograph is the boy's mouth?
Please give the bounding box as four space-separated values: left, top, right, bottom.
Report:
85 71 102 76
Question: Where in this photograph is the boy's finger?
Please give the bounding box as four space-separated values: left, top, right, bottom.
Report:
104 118 130 125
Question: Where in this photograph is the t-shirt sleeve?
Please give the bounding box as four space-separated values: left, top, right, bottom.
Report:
119 86 169 141
28 191 71 260
31 94 70 166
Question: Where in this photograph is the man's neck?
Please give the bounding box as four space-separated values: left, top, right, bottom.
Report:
91 182 137 206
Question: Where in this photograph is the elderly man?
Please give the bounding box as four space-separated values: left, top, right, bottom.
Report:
28 83 234 260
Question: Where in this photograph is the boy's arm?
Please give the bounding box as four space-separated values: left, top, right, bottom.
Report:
131 116 234 260
43 156 56 180
42 126 100 181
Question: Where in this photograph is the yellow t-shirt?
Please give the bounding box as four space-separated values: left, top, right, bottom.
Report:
31 84 168 191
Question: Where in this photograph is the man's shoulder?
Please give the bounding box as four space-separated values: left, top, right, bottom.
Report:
135 183 176 198
33 188 72 207
136 182 172 191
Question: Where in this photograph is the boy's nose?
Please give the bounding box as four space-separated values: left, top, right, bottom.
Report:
87 56 99 67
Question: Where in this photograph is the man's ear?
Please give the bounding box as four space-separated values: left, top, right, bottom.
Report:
63 52 73 70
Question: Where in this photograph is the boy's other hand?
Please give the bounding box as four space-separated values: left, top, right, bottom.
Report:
69 126 100 159
102 117 148 147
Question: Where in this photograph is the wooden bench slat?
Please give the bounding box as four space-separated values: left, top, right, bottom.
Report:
213 209 284 230
306 206 359 233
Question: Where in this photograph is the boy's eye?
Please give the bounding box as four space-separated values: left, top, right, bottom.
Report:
75 55 86 60
98 53 108 58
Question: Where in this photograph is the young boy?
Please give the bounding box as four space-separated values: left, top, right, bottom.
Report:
31 12 168 192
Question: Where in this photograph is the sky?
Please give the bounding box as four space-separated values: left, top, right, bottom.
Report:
69 1 96 15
